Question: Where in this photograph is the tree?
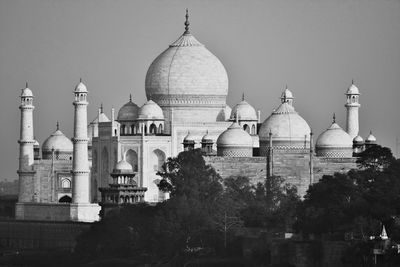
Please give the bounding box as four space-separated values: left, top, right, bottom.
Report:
295 173 365 236
356 145 395 171
157 149 223 203
222 175 300 232
296 149 400 242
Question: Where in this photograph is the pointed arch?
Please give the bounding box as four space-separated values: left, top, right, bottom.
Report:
61 178 71 189
59 195 72 203
125 149 138 172
243 124 250 133
158 124 163 134
251 124 256 135
151 149 166 172
149 123 157 134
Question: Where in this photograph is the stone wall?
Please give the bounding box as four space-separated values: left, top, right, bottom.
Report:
205 156 267 186
15 203 71 221
205 151 357 196
0 220 90 250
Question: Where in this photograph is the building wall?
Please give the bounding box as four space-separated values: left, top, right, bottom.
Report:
19 160 73 205
205 151 357 197
0 220 90 250
15 203 71 221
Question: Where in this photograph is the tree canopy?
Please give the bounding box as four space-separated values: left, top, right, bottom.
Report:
296 146 400 241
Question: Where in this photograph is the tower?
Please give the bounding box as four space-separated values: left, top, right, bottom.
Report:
345 80 360 139
72 79 90 204
70 79 101 222
17 83 36 203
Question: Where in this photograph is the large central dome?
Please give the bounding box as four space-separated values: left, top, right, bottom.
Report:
145 19 228 109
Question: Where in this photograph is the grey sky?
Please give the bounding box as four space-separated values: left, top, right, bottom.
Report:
0 0 399 180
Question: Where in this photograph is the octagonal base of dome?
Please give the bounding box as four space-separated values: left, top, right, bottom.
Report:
316 147 353 158
259 140 310 156
217 147 253 157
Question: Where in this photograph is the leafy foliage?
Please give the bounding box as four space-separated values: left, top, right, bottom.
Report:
75 149 300 265
296 147 400 242
356 145 395 171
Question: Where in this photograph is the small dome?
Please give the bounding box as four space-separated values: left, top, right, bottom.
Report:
346 83 360 95
21 87 33 97
316 123 353 148
217 122 253 147
281 88 293 100
202 130 213 143
75 80 87 92
183 131 196 142
217 122 253 157
316 120 353 158
114 159 133 172
353 135 364 143
117 98 139 121
230 100 257 121
259 103 311 150
138 100 164 120
42 129 73 153
365 131 377 143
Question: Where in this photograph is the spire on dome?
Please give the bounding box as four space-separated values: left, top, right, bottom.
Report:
380 225 388 240
129 94 132 102
100 103 103 113
242 92 245 101
184 8 190 34
333 113 336 123
26 81 28 88
56 121 59 130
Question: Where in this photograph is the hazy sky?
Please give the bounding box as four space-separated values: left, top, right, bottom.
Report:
0 0 399 180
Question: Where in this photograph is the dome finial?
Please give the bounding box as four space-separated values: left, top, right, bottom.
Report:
333 113 336 123
184 8 190 34
352 79 354 85
79 77 82 83
100 103 103 113
25 81 28 88
129 94 132 102
56 121 59 130
242 92 245 101
285 84 288 90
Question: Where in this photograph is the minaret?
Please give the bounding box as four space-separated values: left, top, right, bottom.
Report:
345 80 360 139
70 79 101 222
17 82 36 203
72 79 90 204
